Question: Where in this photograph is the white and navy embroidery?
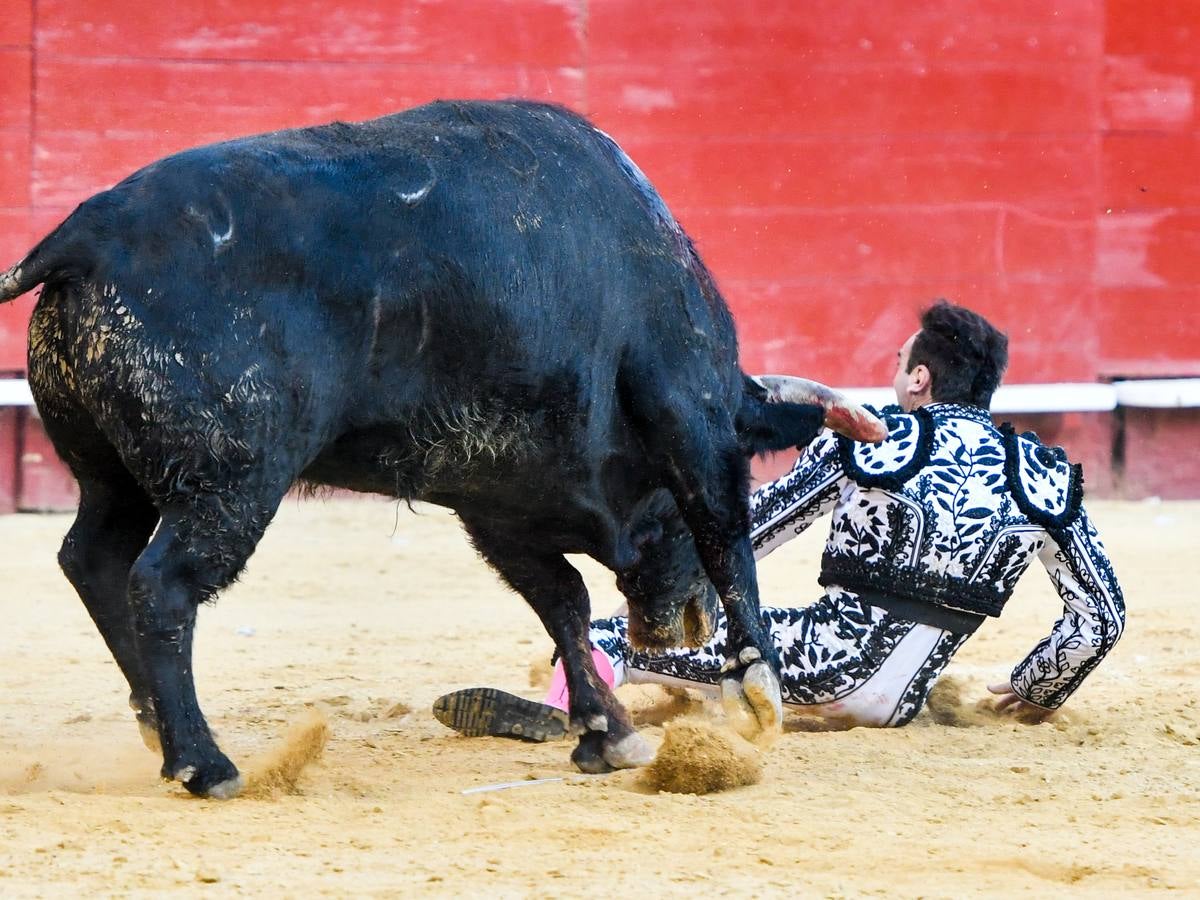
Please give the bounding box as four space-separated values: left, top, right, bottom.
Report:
890 630 969 726
767 593 910 705
592 591 952 709
1009 509 1125 708
750 429 844 554
837 404 934 490
1000 424 1084 531
821 404 1041 618
740 401 1123 711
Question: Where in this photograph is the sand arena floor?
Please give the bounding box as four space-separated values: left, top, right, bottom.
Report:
0 497 1197 896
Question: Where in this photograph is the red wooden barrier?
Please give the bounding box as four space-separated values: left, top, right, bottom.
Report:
0 408 17 514
1120 408 1200 500
1 0 1198 507
16 412 79 512
5 0 1199 382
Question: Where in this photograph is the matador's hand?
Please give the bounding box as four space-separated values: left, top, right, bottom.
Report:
987 682 1056 724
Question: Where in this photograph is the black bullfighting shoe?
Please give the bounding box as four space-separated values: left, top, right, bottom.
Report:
433 688 569 743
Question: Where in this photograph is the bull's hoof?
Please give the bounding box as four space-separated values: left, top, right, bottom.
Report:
720 658 783 744
570 728 653 773
571 731 614 773
163 751 242 799
204 774 246 800
602 731 654 769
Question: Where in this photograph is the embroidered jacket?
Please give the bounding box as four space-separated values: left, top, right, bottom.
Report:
749 402 1126 709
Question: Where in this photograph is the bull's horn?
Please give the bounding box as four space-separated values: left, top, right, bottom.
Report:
752 375 888 443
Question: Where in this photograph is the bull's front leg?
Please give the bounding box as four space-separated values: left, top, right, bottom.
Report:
706 535 784 742
463 522 653 772
658 426 784 742
547 594 652 773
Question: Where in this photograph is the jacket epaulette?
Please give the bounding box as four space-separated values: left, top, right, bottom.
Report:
999 423 1084 531
837 405 935 491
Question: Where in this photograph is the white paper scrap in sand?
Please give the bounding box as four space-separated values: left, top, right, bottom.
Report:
461 774 606 795
461 777 565 795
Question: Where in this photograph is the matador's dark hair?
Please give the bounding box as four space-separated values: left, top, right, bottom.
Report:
908 300 1009 408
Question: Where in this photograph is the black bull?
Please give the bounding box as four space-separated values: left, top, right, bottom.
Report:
0 100 875 798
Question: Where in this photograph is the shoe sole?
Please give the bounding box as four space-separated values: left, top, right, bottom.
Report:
432 688 569 743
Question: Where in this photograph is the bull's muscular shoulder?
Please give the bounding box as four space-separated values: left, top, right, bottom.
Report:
836 405 935 490
1000 424 1084 530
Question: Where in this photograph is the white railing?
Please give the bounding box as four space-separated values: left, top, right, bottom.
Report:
0 379 34 406
830 380 1199 412
1 378 1198 411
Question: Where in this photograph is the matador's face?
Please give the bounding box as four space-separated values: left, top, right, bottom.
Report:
893 331 919 410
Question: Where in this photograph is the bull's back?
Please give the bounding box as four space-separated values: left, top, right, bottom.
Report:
31 101 742 464
172 104 722 338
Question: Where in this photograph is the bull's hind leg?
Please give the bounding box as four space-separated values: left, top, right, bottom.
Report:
58 471 161 748
127 488 283 798
38 408 164 749
463 521 653 773
636 401 783 741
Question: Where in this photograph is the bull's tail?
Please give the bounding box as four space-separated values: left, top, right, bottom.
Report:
0 214 84 303
0 260 41 303
0 245 60 303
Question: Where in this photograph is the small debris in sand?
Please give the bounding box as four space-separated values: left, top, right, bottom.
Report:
642 718 762 795
382 701 411 719
527 657 553 689
242 708 330 798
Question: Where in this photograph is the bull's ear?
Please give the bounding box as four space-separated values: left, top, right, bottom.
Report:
736 395 825 456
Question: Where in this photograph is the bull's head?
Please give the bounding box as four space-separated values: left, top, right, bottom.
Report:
616 489 719 651
618 377 884 652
